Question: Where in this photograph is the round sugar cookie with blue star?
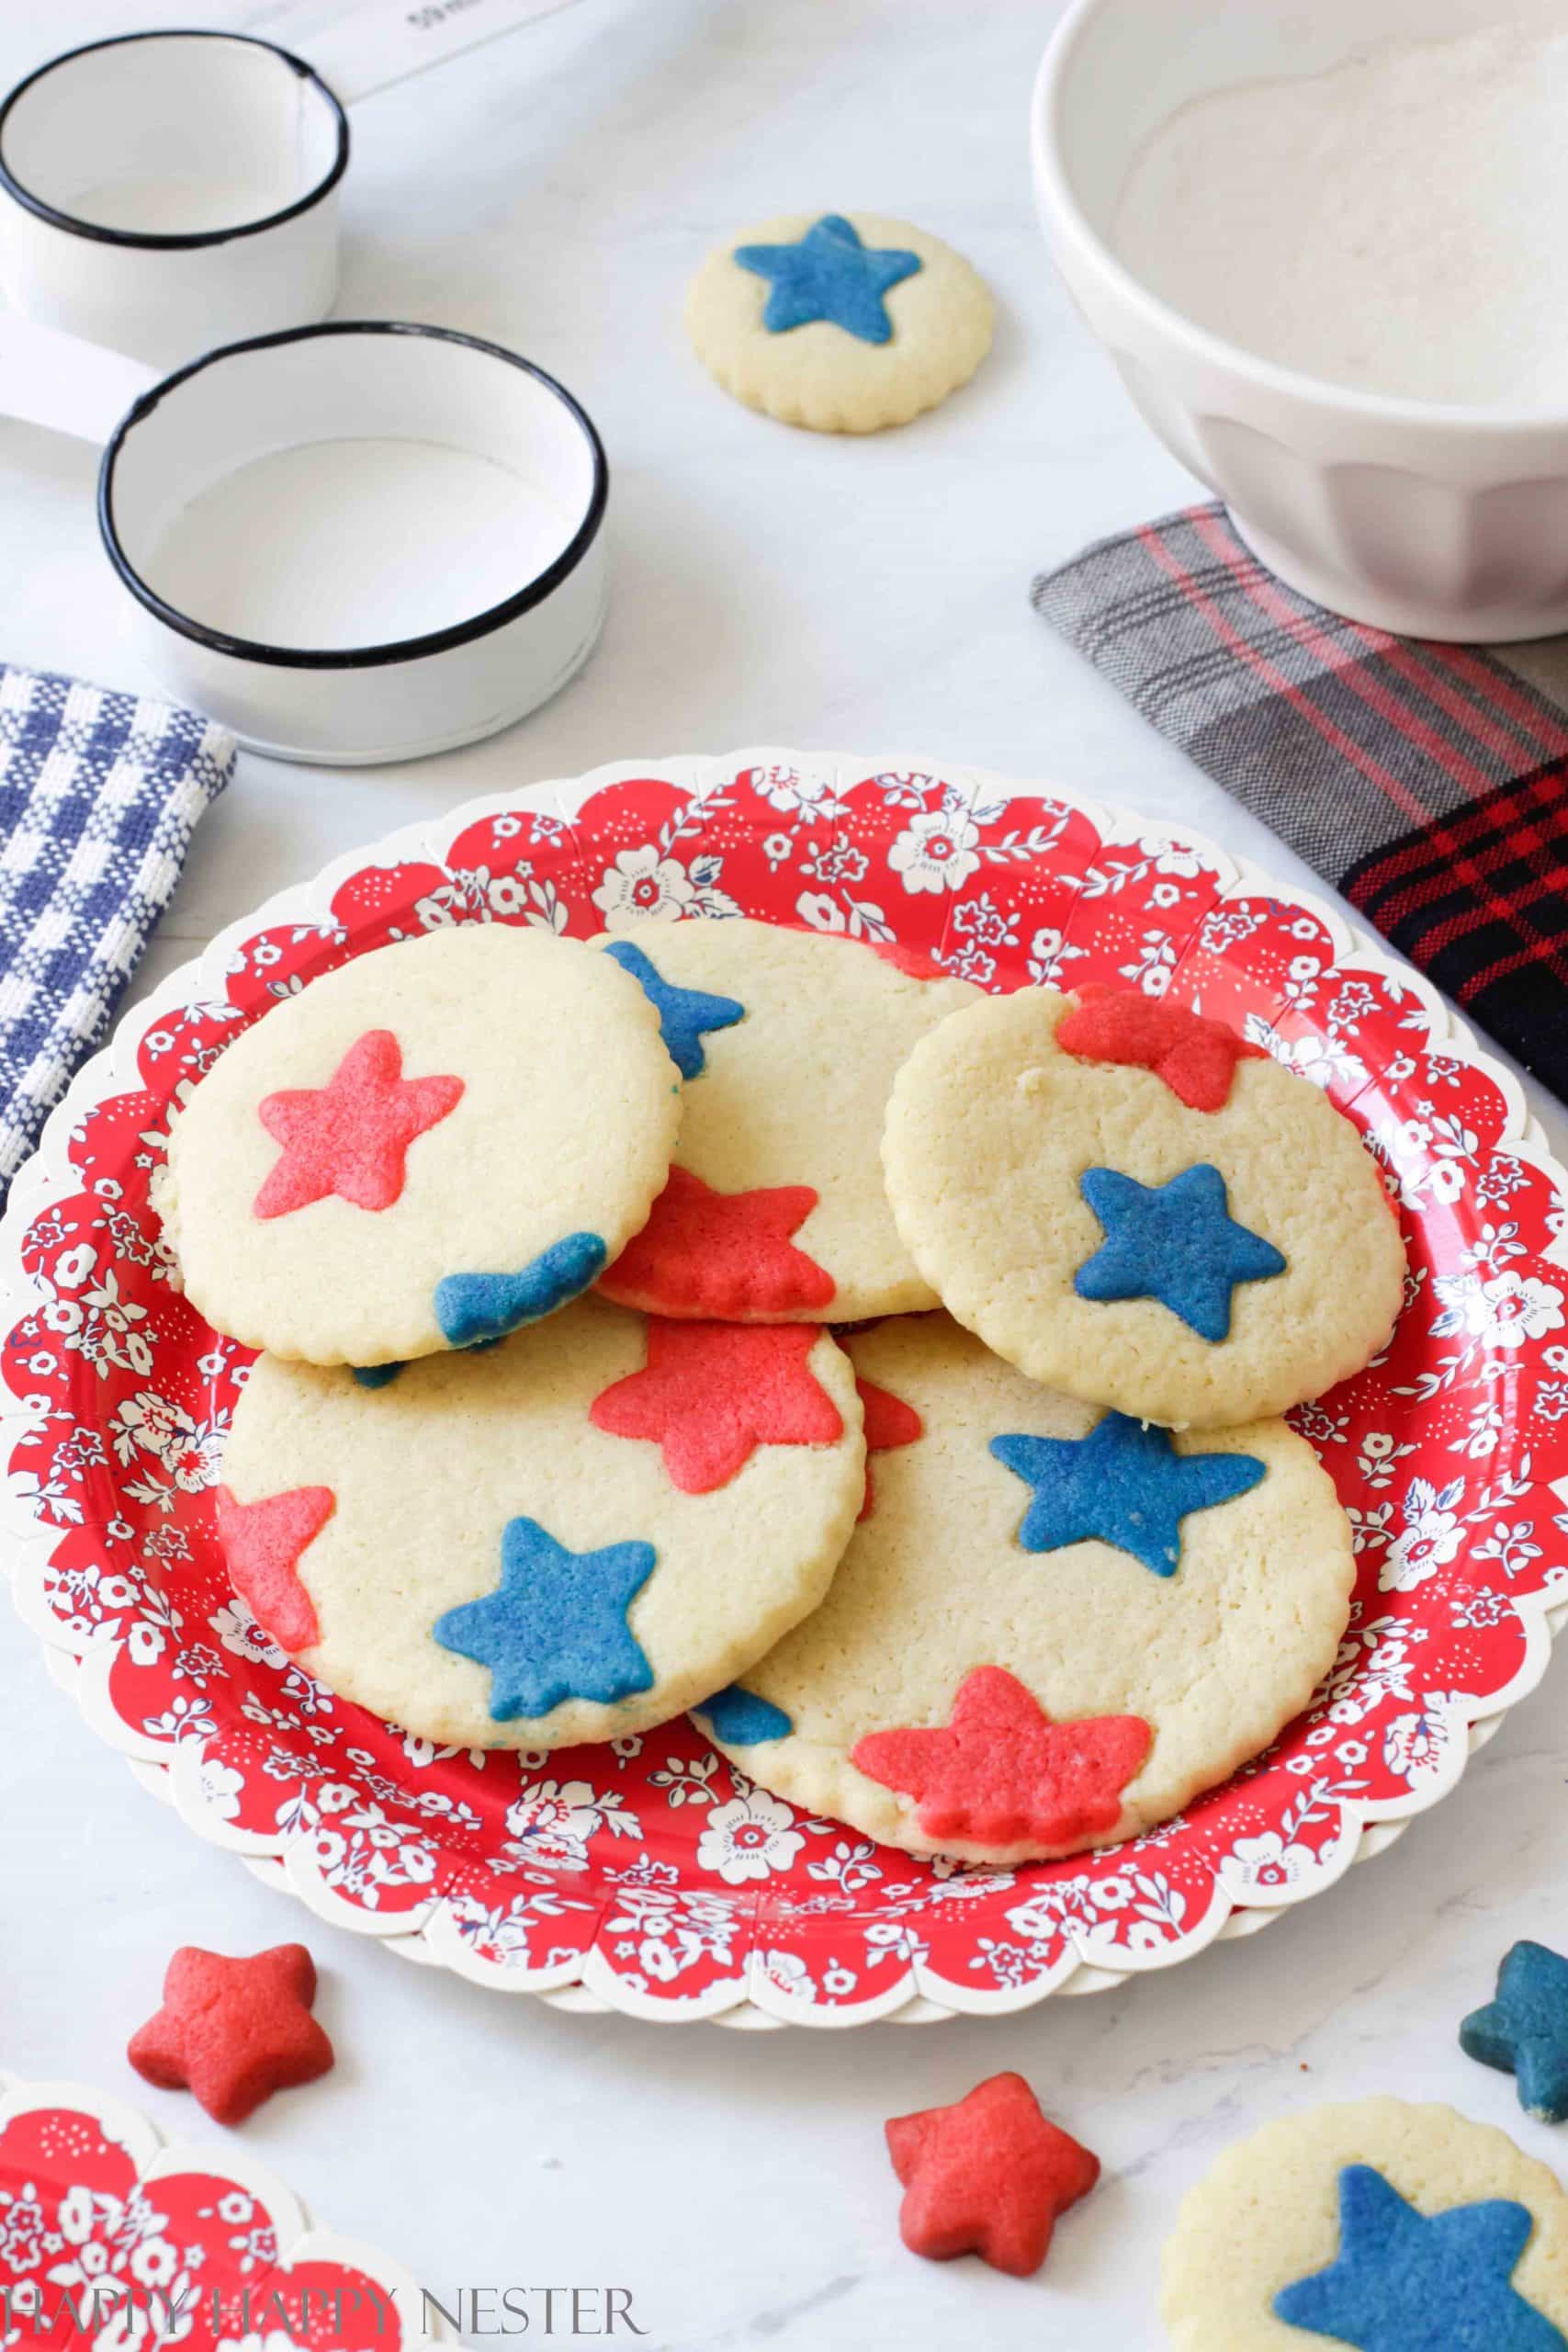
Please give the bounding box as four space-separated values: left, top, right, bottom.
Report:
882 983 1405 1429
155 926 682 1369
1162 2099 1568 2350
215 1296 865 1749
685 211 993 432
592 919 978 1320
696 1313 1352 1865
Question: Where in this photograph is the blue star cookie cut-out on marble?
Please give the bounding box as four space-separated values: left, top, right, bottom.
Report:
988 1410 1266 1577
1074 1163 1286 1343
1273 2164 1565 2350
1461 1942 1568 2123
434 1230 607 1350
604 942 746 1081
734 214 921 344
433 1515 656 1722
694 1684 793 1744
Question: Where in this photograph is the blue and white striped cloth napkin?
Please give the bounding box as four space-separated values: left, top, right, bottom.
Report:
0 666 234 1204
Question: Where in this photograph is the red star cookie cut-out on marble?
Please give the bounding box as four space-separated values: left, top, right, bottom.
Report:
851 1666 1151 1850
128 1943 334 2126
589 1320 844 1492
855 1375 923 1520
597 1166 835 1318
1056 982 1265 1112
214 1483 333 1651
886 2071 1100 2276
253 1028 464 1219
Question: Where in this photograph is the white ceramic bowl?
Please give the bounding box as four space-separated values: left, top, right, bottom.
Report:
1032 0 1568 641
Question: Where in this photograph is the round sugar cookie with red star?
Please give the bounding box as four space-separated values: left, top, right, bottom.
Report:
882 982 1405 1428
155 926 682 1367
216 1296 865 1749
592 918 977 1321
696 1313 1352 1865
1161 2099 1568 2350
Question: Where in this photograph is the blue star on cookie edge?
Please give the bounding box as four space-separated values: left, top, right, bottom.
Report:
604 940 746 1080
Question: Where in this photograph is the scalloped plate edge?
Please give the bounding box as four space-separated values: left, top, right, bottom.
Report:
4 747 1566 2030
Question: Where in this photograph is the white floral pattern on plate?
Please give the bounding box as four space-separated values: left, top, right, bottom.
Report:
3 751 1567 2027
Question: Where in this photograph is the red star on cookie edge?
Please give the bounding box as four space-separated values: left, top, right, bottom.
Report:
215 1483 333 1652
589 1320 843 1492
253 1028 464 1219
886 2071 1100 2275
1056 982 1264 1112
851 1666 1150 1850
128 1943 334 2125
855 1375 923 1520
597 1166 835 1317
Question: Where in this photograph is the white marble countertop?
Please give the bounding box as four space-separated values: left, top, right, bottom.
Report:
5 2 1568 2346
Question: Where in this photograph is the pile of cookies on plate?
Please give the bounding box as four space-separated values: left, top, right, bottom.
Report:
157 915 1406 1868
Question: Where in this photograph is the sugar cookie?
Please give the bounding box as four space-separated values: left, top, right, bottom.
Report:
156 926 681 1367
685 211 993 433
1162 2099 1568 2348
697 1313 1352 1864
882 983 1404 1427
596 920 977 1321
217 1297 865 1750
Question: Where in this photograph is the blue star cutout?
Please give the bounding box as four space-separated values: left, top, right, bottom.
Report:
1274 2164 1565 2350
434 1229 607 1350
1461 1941 1568 2122
1074 1163 1286 1342
604 941 746 1080
734 214 921 344
693 1684 793 1744
433 1515 656 1722
988 1410 1266 1577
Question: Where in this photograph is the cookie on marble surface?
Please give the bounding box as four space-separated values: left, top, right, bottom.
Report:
217 1297 864 1750
685 211 992 433
595 919 977 1321
1161 2098 1568 2348
882 982 1405 1428
155 925 681 1368
696 1312 1352 1865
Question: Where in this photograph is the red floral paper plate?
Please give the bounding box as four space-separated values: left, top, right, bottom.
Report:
5 751 1568 2028
0 2073 441 2344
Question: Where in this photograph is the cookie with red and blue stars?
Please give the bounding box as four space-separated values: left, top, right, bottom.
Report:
156 926 682 1369
685 211 993 434
1162 2099 1568 2349
696 1312 1351 1864
883 982 1404 1428
593 919 976 1321
216 1296 864 1749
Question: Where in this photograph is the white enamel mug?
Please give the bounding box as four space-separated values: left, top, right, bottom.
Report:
4 316 608 763
0 3 581 368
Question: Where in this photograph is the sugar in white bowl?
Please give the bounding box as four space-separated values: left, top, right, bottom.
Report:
1111 25 1568 409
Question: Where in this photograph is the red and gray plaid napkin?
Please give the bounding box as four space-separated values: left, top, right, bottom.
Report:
1033 502 1568 1100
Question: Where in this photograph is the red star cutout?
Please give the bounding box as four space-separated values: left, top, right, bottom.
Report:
598 1165 835 1317
253 1028 464 1219
855 1374 922 1520
1056 982 1264 1111
589 1320 843 1492
851 1666 1150 1849
128 1943 334 2125
215 1483 333 1651
886 2071 1100 2275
